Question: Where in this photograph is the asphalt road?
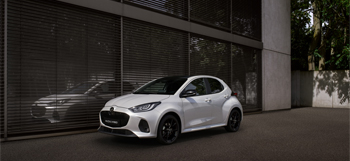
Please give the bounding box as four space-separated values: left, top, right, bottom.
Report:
1 107 349 161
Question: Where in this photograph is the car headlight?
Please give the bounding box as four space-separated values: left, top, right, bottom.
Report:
49 99 70 106
129 102 161 113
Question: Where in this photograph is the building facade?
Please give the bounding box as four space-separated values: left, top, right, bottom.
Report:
0 0 290 140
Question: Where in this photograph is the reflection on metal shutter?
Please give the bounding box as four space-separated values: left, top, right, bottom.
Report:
7 0 120 136
124 0 188 19
123 18 188 94
0 0 4 137
190 34 231 86
232 0 262 40
231 44 262 112
190 0 231 30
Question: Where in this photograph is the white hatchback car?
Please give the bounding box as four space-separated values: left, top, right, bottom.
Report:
98 75 243 144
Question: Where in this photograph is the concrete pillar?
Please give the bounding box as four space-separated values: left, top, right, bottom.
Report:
261 0 291 111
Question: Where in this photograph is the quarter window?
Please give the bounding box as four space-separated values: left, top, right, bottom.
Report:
183 78 207 96
207 78 224 94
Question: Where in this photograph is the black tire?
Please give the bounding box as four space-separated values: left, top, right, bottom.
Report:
225 108 241 132
157 115 180 145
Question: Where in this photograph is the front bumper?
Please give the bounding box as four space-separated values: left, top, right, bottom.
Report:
98 126 137 137
31 105 65 123
98 106 159 138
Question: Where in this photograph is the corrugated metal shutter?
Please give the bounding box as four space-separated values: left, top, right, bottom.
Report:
123 18 188 94
190 0 231 30
232 0 262 40
0 0 4 137
124 0 188 19
190 34 231 86
7 0 120 136
231 44 262 112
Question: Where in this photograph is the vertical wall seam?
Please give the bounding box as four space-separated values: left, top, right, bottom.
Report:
188 0 190 75
4 0 7 140
230 0 233 88
120 0 124 96
262 0 266 111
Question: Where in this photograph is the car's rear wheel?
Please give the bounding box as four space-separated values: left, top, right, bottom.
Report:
157 115 180 144
225 108 241 132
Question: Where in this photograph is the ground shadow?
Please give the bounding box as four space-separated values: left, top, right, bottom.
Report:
94 127 234 148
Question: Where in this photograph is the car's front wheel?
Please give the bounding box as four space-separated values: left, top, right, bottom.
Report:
225 108 241 132
157 115 180 144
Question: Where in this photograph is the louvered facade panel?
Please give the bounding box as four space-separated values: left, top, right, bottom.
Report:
0 0 5 137
190 0 231 30
123 18 188 94
124 0 188 19
6 0 120 136
1 0 263 139
232 0 262 40
231 44 262 112
190 34 231 86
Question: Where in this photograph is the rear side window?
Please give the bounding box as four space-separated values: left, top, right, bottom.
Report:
207 78 224 94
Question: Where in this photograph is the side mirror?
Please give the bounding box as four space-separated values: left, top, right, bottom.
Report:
91 90 100 96
180 90 197 98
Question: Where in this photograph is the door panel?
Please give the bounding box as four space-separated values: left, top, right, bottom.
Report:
206 78 230 124
181 78 212 129
208 88 230 124
182 96 213 128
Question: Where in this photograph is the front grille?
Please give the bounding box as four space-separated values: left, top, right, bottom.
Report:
98 126 135 136
100 111 129 127
31 106 46 117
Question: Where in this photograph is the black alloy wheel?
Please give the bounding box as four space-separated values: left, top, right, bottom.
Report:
157 115 180 144
225 109 241 132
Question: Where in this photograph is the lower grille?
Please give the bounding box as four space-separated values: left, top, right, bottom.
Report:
100 111 129 127
31 106 46 117
98 126 136 137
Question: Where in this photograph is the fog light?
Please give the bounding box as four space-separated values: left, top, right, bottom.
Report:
138 119 150 133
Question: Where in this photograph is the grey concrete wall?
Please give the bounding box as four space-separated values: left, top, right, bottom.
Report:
299 71 313 106
292 70 350 108
262 0 291 55
291 70 300 106
261 0 291 111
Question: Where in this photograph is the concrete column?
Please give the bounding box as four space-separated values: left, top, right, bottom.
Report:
261 0 291 111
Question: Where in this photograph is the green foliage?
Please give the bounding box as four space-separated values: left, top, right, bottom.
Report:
318 0 350 69
292 0 349 70
291 0 312 70
314 49 321 58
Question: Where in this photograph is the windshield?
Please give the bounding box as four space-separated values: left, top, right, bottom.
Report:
61 82 98 94
133 77 188 95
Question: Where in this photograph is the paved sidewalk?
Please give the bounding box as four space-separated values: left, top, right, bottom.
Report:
1 107 349 161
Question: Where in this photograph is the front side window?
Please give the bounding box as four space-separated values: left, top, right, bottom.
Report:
207 78 224 94
183 78 207 96
133 77 188 95
93 82 117 94
61 82 97 94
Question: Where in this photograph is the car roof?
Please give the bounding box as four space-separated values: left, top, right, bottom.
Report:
161 75 219 79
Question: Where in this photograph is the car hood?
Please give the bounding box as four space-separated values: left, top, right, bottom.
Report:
35 94 86 104
105 94 170 108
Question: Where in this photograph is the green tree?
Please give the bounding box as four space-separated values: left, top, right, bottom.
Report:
292 0 349 70
292 0 312 70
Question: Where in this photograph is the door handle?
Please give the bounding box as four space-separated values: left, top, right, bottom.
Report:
205 98 211 102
